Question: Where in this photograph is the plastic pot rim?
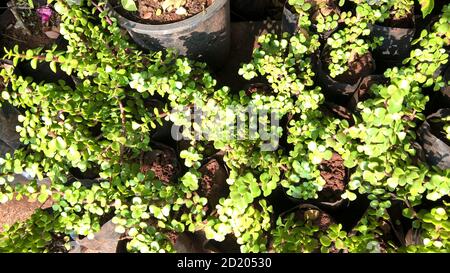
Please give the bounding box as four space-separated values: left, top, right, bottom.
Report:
107 0 228 35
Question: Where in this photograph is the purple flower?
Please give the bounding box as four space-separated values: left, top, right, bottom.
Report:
36 6 53 24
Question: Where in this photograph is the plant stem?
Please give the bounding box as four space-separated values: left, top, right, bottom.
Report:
91 1 113 26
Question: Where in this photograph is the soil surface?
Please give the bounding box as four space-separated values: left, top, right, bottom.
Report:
137 0 213 24
0 196 53 232
332 52 375 85
0 9 57 51
310 0 340 23
140 146 180 183
198 159 228 208
318 153 346 203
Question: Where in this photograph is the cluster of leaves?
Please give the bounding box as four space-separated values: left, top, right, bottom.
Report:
271 207 394 253
325 3 384 78
0 0 220 253
1 0 450 254
347 0 435 18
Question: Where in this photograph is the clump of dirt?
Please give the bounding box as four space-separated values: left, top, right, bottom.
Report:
137 0 213 24
140 145 180 183
47 234 69 253
318 153 346 203
198 159 229 208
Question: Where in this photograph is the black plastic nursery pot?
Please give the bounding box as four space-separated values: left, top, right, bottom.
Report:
284 179 349 212
198 157 229 209
230 0 272 21
369 18 416 70
311 49 376 100
0 2 6 16
108 0 231 69
417 108 450 170
283 152 350 211
436 65 450 109
346 74 388 112
423 62 450 115
0 1 69 84
0 102 21 157
281 3 298 35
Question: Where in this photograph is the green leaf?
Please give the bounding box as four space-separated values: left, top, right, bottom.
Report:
320 235 332 247
342 190 357 201
115 225 126 234
50 62 57 73
111 142 121 152
56 137 67 150
419 0 434 18
387 92 404 113
121 0 137 11
30 58 38 69
1 91 10 100
335 239 345 249
37 193 48 203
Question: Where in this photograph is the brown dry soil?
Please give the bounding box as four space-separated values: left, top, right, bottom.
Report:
198 159 228 208
138 0 213 24
318 153 346 203
0 8 58 51
333 52 375 85
140 147 179 183
0 196 53 232
310 0 340 24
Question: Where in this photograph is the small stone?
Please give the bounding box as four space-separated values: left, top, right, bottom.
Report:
142 12 152 19
175 7 187 16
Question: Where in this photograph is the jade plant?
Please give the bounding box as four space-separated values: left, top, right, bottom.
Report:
324 4 383 78
403 204 450 253
204 199 273 253
345 0 435 18
271 207 397 253
0 0 222 252
331 4 450 215
239 31 344 200
288 0 340 35
1 0 450 254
